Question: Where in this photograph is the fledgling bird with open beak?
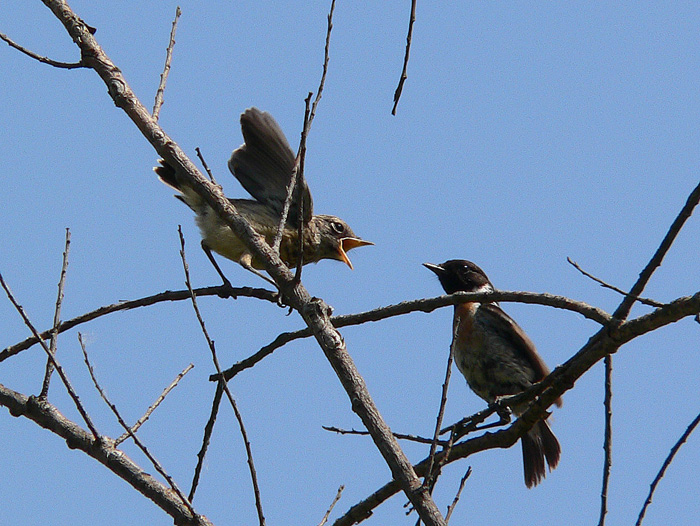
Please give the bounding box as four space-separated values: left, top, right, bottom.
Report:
155 108 372 283
424 259 562 488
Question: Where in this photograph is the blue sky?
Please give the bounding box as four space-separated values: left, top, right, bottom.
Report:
1 2 699 525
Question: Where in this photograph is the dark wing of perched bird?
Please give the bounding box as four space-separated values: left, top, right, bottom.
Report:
478 303 563 408
228 108 313 226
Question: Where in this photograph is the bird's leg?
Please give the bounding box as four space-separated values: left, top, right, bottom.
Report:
238 252 279 289
201 242 233 290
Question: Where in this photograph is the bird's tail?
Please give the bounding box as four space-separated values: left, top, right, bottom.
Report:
154 159 200 211
521 418 561 488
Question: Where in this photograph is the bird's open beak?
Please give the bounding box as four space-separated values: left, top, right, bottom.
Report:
338 237 374 270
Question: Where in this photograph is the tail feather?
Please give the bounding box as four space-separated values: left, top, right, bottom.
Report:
154 159 199 211
154 159 180 191
521 419 560 488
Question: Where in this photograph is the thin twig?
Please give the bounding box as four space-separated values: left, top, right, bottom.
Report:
0 273 100 439
0 31 85 68
613 180 700 321
293 95 313 284
598 355 613 526
323 425 451 447
308 0 335 130
1 284 277 362
272 0 334 256
567 257 663 308
153 6 181 121
195 147 218 185
271 162 298 254
179 228 266 526
444 467 471 524
115 363 194 446
77 333 196 515
41 228 71 398
391 0 417 115
635 410 700 526
214 290 611 381
424 339 457 489
318 485 345 526
190 381 224 502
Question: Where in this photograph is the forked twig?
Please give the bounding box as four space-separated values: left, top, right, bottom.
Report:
272 0 335 261
0 273 100 439
567 257 663 308
115 363 195 446
78 333 195 514
178 228 266 525
190 381 224 502
444 467 471 523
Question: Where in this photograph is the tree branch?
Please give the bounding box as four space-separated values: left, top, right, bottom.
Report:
0 383 213 526
613 180 700 320
332 292 700 525
0 30 85 68
1 284 277 362
214 290 611 381
152 5 181 121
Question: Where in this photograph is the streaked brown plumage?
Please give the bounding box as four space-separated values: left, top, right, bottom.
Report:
155 108 371 278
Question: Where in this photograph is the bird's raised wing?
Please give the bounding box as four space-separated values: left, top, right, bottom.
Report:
228 108 313 225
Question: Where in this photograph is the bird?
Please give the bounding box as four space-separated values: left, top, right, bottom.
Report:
155 107 372 285
423 259 561 488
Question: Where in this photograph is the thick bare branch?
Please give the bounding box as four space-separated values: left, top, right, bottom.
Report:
25 2 453 521
0 383 213 526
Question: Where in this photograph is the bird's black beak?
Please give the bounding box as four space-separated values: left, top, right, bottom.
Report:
423 262 445 276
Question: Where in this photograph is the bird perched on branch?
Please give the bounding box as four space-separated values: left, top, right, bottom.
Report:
424 259 561 488
155 107 372 284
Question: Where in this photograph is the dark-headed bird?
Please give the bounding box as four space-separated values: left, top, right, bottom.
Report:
424 259 561 488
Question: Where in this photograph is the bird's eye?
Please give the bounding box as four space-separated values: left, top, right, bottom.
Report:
331 221 345 234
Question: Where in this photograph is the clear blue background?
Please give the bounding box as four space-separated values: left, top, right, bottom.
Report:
1 2 699 525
